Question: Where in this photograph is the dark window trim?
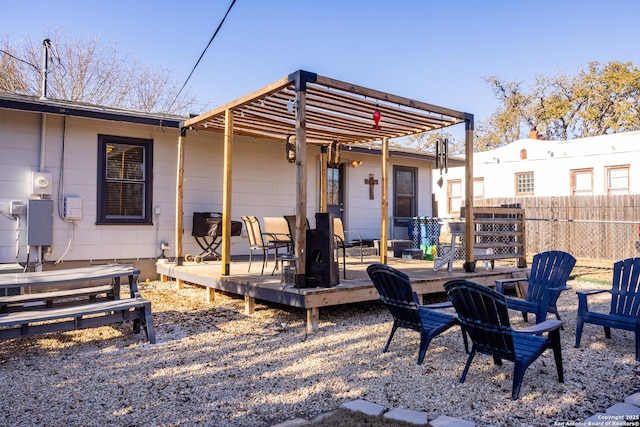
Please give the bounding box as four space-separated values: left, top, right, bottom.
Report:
97 134 153 225
393 165 418 225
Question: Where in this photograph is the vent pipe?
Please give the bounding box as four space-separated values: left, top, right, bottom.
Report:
39 39 51 100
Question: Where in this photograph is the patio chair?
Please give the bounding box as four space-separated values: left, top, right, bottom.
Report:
284 215 309 253
366 263 467 365
575 257 640 361
494 250 576 323
241 216 289 275
333 218 363 279
263 217 292 253
444 278 564 400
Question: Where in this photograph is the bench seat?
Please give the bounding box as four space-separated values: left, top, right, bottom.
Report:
0 295 156 343
0 284 116 312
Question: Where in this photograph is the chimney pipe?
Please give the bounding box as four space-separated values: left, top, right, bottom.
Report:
40 39 51 100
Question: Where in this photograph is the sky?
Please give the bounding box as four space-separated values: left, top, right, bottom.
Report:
2 0 640 129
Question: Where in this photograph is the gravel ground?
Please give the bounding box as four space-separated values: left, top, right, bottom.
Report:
1 277 639 427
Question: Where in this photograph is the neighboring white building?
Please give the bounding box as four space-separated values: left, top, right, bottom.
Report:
434 131 640 217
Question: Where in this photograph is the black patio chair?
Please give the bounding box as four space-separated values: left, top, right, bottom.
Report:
444 278 564 400
366 263 467 365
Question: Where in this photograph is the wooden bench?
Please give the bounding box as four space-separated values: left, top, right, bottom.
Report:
0 264 156 343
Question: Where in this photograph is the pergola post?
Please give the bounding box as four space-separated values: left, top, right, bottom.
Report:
174 128 186 288
221 109 233 275
294 89 307 284
319 145 328 213
379 137 389 264
463 114 476 272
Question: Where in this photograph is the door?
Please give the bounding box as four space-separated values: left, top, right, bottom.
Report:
326 164 344 221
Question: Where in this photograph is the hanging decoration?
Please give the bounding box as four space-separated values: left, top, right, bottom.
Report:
372 104 381 129
285 134 296 163
435 137 449 174
328 140 341 168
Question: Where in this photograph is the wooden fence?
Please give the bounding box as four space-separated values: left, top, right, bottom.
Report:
473 195 640 264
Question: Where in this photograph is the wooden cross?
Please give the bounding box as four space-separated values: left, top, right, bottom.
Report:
365 173 378 200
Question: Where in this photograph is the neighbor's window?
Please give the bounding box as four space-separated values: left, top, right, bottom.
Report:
97 135 153 224
606 165 630 195
515 172 534 196
394 166 417 224
448 180 462 214
571 168 593 196
473 178 484 198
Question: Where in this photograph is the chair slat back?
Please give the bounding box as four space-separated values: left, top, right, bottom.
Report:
445 279 515 360
611 257 640 318
241 216 264 247
367 264 423 331
526 251 576 307
264 217 291 244
333 218 346 241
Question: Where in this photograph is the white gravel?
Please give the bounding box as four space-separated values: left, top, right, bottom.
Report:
1 278 639 427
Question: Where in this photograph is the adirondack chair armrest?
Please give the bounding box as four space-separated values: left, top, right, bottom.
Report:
576 289 609 312
495 277 527 294
517 318 563 335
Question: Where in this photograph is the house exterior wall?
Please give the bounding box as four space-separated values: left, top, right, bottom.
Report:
433 131 640 218
0 107 437 268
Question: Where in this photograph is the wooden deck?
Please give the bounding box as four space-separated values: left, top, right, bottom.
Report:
156 255 526 332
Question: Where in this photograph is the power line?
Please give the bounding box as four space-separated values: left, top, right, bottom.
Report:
0 48 39 72
162 0 237 119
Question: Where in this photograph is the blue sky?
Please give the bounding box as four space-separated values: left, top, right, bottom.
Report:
2 0 640 127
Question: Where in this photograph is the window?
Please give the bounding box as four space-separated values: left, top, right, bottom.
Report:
327 167 340 206
447 180 462 214
606 165 630 195
473 178 484 198
394 166 417 223
515 172 534 196
571 168 593 196
97 135 153 224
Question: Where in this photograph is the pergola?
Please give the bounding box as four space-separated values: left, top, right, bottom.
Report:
177 70 476 277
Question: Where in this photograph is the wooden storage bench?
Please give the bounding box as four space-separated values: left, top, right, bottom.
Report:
0 264 156 343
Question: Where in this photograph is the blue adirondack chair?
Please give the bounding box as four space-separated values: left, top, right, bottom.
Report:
366 263 467 365
444 278 564 400
495 250 576 323
575 257 640 361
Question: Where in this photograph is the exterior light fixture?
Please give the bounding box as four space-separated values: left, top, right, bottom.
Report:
350 160 362 168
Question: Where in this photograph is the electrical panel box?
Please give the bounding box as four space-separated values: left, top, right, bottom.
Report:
31 172 53 196
64 197 82 220
27 199 53 246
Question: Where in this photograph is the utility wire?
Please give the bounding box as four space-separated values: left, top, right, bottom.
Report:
0 48 39 72
162 0 237 120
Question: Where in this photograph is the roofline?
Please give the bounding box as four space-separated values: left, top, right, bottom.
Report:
0 93 182 128
345 144 465 166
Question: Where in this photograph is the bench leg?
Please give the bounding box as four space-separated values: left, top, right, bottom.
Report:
141 301 156 344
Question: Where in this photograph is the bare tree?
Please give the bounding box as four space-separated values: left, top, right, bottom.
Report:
0 31 197 115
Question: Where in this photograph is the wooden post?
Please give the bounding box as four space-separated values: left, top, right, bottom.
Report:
319 145 328 213
175 128 186 289
221 109 233 276
380 137 389 264
295 90 307 280
463 114 476 272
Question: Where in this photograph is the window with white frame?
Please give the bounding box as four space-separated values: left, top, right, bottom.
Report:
447 180 462 214
571 168 593 196
515 172 534 196
606 165 630 195
473 178 484 198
